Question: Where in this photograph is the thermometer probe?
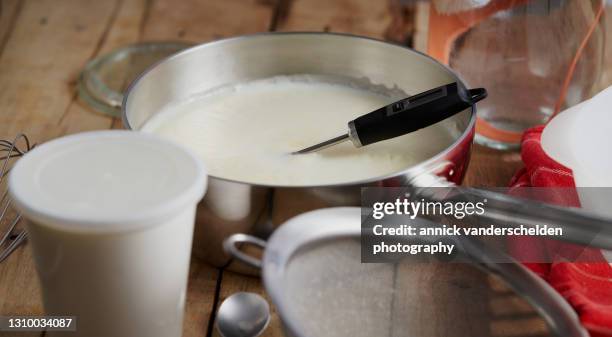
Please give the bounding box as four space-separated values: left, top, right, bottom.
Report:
292 82 487 154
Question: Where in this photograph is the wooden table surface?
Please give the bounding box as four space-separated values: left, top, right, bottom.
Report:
0 1 610 336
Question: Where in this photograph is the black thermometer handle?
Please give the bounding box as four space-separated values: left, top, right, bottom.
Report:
349 82 487 147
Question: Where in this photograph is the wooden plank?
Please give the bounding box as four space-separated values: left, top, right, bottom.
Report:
464 145 522 187
141 0 273 42
0 0 23 57
0 2 127 328
0 0 119 141
276 0 391 38
184 261 221 337
391 262 492 337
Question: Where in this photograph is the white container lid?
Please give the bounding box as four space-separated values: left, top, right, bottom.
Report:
9 130 207 233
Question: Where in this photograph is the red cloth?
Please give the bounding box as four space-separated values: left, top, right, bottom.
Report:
510 125 612 336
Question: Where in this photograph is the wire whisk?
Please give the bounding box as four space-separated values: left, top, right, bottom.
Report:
0 134 34 263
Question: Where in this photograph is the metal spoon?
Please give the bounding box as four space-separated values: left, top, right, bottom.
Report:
216 292 270 337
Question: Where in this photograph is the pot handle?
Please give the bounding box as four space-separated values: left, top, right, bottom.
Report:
223 234 267 269
461 187 612 249
410 173 612 249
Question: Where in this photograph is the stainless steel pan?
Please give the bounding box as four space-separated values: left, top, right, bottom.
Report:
122 32 474 269
122 33 612 271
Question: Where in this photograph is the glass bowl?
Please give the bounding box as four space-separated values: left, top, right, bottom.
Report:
78 41 192 118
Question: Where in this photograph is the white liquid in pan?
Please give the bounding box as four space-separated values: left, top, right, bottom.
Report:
143 75 455 186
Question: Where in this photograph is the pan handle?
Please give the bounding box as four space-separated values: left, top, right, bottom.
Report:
223 234 267 269
458 187 612 249
410 173 612 249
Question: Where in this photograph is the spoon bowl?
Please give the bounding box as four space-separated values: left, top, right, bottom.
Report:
216 292 271 337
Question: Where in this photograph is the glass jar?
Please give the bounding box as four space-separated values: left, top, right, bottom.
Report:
427 0 605 149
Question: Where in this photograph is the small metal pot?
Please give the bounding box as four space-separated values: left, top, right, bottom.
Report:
224 207 588 337
122 33 475 270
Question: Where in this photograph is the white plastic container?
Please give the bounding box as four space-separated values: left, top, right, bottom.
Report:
542 86 612 218
8 130 206 337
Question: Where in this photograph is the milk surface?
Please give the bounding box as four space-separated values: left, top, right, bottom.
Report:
143 75 453 186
